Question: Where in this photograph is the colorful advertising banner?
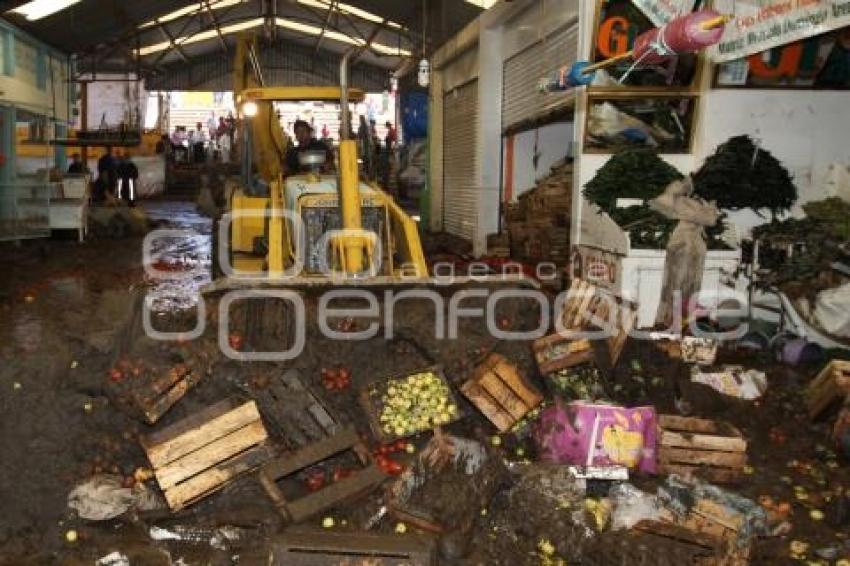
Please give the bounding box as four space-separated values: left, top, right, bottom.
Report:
630 0 696 27
711 0 850 62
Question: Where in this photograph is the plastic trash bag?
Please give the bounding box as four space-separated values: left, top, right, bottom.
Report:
68 475 134 521
651 178 720 327
68 474 165 520
610 483 661 530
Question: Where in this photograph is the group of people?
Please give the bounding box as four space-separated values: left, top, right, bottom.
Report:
168 112 236 164
66 148 139 205
358 116 397 184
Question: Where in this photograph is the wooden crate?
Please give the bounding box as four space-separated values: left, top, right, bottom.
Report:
140 398 271 511
657 415 747 484
359 367 461 442
558 278 638 366
460 353 543 432
254 369 338 450
134 366 203 425
259 428 384 524
806 360 850 419
272 529 436 565
633 520 748 566
533 334 594 374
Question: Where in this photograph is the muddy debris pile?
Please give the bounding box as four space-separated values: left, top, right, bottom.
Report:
54 278 850 565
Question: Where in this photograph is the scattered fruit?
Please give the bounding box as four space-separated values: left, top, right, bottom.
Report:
743 465 754 475
83 402 93 413
809 509 824 521
306 471 326 492
321 517 335 528
538 539 556 556
322 366 352 391
133 467 153 483
65 529 78 543
228 332 243 351
394 522 407 534
491 436 502 447
375 371 456 438
70 360 78 369
12 382 21 390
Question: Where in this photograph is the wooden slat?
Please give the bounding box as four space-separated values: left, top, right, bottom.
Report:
659 447 747 468
142 400 261 468
263 428 360 481
155 420 268 489
141 377 195 425
658 463 742 484
478 371 526 420
659 415 742 436
285 465 385 523
164 445 271 510
491 357 542 408
460 381 515 432
659 431 747 453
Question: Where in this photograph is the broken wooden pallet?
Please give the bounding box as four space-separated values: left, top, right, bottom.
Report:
806 359 850 419
558 278 637 366
140 398 271 511
253 369 338 450
271 528 437 565
133 365 203 425
532 334 594 374
259 428 384 524
657 415 747 484
461 353 543 432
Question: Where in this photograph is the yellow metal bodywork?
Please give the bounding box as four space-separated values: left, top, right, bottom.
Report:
239 86 365 104
226 33 428 283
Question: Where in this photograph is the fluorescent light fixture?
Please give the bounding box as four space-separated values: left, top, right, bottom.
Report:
137 17 263 55
137 16 410 58
10 0 82 21
139 0 243 29
277 18 411 57
297 0 403 30
465 0 498 8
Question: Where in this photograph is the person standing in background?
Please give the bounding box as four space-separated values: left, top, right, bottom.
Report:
116 151 139 206
97 147 118 196
357 115 372 177
321 123 330 140
207 111 217 142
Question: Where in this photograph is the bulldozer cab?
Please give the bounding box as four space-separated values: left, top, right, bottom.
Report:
220 34 428 286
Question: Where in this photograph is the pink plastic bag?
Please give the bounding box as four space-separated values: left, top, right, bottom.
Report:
535 401 657 474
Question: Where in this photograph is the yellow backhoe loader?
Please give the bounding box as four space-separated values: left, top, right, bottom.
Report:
210 35 428 288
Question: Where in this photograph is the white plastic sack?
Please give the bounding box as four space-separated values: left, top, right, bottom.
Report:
691 365 767 400
67 475 134 520
813 281 850 338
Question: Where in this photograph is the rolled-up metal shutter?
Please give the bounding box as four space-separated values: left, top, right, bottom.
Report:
501 20 579 133
442 80 479 243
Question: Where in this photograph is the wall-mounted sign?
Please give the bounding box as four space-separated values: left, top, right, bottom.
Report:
711 0 850 63
630 0 696 27
716 26 850 88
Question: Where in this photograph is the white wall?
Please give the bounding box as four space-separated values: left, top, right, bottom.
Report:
506 120 573 198
699 90 850 238
79 73 146 130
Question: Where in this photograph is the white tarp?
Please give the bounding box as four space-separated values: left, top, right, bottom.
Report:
631 0 696 27
711 0 850 62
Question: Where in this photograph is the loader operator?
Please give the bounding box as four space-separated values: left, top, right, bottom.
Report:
285 119 332 173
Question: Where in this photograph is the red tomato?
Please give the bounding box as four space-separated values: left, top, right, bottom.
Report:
393 440 407 452
306 472 325 492
338 367 351 381
228 333 243 350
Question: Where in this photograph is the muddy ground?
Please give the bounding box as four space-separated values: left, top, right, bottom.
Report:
0 200 848 565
